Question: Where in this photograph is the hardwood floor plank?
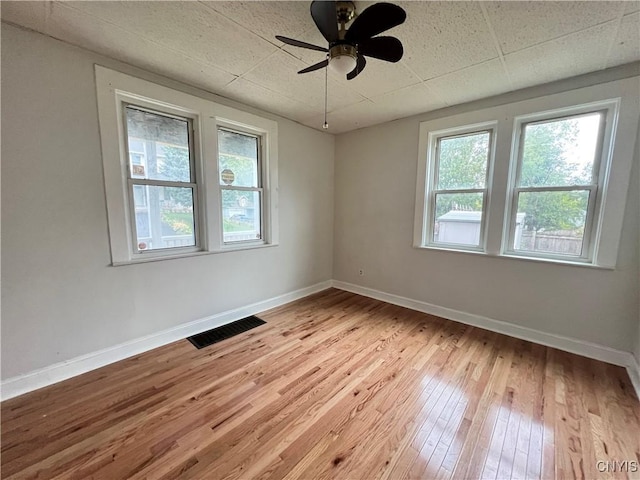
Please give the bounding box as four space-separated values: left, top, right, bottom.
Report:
2 289 638 480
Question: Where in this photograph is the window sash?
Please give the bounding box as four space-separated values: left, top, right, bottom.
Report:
217 126 264 245
127 180 200 254
425 128 494 251
123 104 201 255
221 187 264 244
506 110 606 262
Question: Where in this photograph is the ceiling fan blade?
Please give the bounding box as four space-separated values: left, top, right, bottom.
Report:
275 35 328 52
345 3 406 43
346 55 367 80
310 1 339 43
298 59 329 74
359 36 403 62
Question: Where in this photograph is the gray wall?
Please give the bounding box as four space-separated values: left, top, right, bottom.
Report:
1 24 335 379
333 83 640 353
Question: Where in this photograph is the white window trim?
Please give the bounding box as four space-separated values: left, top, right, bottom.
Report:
414 77 639 269
95 65 279 265
421 121 497 252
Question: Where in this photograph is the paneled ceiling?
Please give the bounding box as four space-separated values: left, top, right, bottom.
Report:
2 1 639 133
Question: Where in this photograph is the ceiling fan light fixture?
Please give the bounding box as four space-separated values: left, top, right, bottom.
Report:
328 44 357 75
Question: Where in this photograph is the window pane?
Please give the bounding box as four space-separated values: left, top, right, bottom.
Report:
433 192 484 246
218 129 259 188
133 185 195 251
222 190 261 243
437 132 489 190
513 190 589 256
125 107 191 182
133 185 147 207
519 113 601 187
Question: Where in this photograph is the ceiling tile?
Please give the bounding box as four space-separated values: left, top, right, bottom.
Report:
394 1 499 81
3 0 637 135
370 82 447 117
59 1 277 76
624 1 640 15
205 1 310 46
484 1 623 54
222 78 319 122
300 100 381 134
607 12 640 67
504 21 618 91
280 26 329 65
1 1 48 31
243 49 366 112
344 61 421 98
426 59 511 105
45 2 235 90
305 82 447 134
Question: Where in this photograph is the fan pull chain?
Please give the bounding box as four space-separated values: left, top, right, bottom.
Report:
323 57 329 130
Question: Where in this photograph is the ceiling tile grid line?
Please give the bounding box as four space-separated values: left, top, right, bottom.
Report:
54 0 279 79
397 61 451 107
501 17 624 62
478 1 514 91
50 1 244 80
199 0 289 52
602 3 631 70
494 15 626 60
482 1 626 55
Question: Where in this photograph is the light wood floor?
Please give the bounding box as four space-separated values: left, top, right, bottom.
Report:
2 289 639 479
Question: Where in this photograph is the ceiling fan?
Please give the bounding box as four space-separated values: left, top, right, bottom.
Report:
276 1 406 80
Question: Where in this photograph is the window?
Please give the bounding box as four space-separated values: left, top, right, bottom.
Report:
507 112 604 260
414 78 639 268
218 128 263 243
426 125 495 250
95 66 278 265
125 106 198 253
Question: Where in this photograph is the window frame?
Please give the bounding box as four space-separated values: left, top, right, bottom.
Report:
503 101 618 264
95 66 279 265
421 121 497 252
123 103 201 256
414 78 637 269
217 126 265 245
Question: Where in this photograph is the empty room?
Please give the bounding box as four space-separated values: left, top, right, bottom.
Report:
1 1 639 479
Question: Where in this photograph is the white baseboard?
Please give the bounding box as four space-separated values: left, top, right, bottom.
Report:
628 357 640 401
4 279 639 403
332 280 639 398
0 280 332 401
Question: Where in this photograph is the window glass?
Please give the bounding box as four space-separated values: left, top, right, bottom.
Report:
221 190 262 242
133 186 196 252
437 132 489 190
519 113 601 188
433 192 484 247
513 190 589 256
218 129 259 188
126 107 191 182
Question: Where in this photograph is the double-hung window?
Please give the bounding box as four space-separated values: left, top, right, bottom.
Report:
426 125 495 250
96 66 278 265
414 78 638 268
218 128 263 244
124 105 199 253
506 111 605 261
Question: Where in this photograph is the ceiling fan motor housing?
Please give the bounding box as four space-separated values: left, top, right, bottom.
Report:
329 44 358 74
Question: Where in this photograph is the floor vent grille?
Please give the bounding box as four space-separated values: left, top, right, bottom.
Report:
187 316 266 349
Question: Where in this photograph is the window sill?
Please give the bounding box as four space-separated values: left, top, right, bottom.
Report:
413 245 615 270
112 242 278 266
